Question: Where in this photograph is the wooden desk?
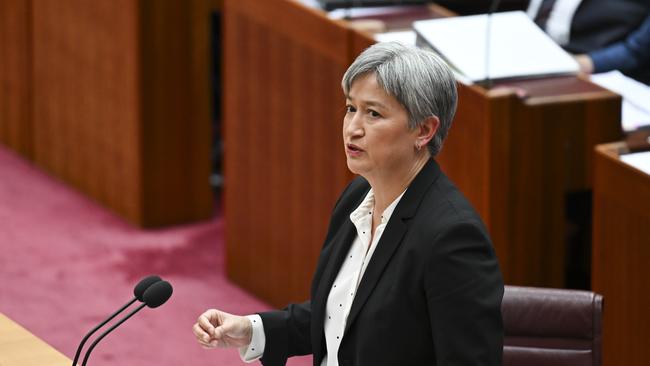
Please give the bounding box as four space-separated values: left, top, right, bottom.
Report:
223 0 622 307
0 313 71 366
0 0 216 228
592 143 650 366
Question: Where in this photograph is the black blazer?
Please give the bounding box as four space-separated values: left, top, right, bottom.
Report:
259 159 504 366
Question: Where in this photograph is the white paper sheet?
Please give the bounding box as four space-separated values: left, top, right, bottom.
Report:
327 5 425 20
374 30 417 45
413 11 579 82
621 151 650 176
590 71 650 132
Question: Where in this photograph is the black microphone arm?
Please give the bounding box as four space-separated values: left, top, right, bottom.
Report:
71 275 162 366
71 297 137 365
80 280 173 366
484 0 503 88
81 303 147 366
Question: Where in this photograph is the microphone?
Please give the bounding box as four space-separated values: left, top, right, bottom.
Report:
484 0 502 88
71 275 162 366
81 280 173 366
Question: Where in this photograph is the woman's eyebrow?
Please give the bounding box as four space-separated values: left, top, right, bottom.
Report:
364 100 388 110
346 95 386 108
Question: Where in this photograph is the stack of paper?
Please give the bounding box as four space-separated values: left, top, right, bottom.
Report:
590 71 650 132
413 11 579 84
621 151 650 176
375 30 416 45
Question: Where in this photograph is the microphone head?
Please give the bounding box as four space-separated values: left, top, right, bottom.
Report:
142 280 173 308
134 275 163 301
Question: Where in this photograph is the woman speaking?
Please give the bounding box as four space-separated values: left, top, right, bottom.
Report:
193 42 504 366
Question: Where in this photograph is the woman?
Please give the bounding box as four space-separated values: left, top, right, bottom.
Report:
193 42 504 366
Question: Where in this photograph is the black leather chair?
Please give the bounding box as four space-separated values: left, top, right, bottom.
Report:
502 286 603 366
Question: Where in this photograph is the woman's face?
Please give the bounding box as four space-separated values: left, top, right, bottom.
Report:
343 73 421 179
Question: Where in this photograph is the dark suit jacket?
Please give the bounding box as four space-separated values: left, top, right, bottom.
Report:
259 159 504 366
590 14 650 84
533 0 650 54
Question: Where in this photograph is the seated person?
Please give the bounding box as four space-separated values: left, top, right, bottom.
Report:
528 0 650 83
574 14 650 83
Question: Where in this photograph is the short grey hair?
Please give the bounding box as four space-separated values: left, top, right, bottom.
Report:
342 42 458 157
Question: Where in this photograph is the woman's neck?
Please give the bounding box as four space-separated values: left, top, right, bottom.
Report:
367 154 429 216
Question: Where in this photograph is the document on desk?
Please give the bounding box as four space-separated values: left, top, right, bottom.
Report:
375 30 417 45
621 151 650 176
590 71 650 132
413 11 579 83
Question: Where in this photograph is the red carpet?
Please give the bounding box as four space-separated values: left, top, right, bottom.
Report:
0 145 310 366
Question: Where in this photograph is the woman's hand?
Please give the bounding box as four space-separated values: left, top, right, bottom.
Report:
192 309 253 349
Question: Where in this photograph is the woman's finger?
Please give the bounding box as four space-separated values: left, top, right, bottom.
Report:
197 314 217 336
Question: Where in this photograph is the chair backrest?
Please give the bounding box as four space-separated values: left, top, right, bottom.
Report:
502 285 603 366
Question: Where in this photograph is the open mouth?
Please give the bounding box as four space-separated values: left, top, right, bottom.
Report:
347 143 364 153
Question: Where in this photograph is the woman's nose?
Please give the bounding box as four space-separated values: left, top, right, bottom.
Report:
345 114 363 137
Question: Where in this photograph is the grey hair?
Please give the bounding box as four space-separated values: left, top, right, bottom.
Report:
342 42 458 157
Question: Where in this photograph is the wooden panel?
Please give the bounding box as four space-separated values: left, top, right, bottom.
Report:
0 0 33 157
32 0 142 222
139 0 213 226
510 93 620 287
0 313 71 366
31 0 212 227
592 143 650 366
223 0 353 307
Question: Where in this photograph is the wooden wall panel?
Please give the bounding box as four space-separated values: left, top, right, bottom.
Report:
29 0 212 227
507 95 620 287
593 144 650 366
32 0 142 222
139 0 213 226
0 0 33 157
224 0 353 307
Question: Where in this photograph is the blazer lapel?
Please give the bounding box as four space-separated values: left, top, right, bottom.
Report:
343 217 407 335
344 159 441 334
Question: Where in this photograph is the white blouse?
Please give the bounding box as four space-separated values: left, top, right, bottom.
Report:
240 188 405 365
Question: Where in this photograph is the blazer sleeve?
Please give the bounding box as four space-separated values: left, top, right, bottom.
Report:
257 301 312 366
423 220 504 366
589 14 650 73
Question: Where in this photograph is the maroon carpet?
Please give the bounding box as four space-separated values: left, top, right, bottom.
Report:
0 146 311 366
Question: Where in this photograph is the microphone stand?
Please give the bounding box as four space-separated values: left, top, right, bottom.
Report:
72 297 137 366
81 303 148 366
484 0 502 89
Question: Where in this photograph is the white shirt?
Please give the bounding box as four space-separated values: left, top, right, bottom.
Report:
240 188 406 365
527 0 584 45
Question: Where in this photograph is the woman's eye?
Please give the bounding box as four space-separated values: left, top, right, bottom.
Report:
369 110 381 118
345 105 356 113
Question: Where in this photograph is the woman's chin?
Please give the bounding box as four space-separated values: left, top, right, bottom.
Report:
346 159 368 175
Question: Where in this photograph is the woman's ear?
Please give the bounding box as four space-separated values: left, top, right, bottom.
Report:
417 116 440 148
